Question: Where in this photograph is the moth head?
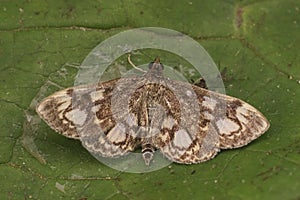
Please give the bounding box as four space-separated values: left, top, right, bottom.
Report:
149 57 164 69
148 57 164 77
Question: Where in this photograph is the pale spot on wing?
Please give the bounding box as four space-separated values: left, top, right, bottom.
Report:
160 131 169 142
65 109 87 126
236 104 269 130
149 127 160 137
58 112 64 119
125 113 137 127
162 116 176 129
107 123 126 143
104 142 111 150
91 105 101 113
186 90 192 97
203 96 217 110
57 101 70 111
90 89 105 102
203 111 214 121
173 129 193 149
216 118 240 135
236 106 249 124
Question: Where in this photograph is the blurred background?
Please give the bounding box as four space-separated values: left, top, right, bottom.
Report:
0 1 299 199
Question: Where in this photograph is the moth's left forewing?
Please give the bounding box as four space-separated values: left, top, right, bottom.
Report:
36 78 143 158
193 85 270 149
36 88 80 139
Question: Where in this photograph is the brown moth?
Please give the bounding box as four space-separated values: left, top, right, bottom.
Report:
36 57 270 165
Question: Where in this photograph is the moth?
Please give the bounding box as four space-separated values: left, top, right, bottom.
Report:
36 57 270 165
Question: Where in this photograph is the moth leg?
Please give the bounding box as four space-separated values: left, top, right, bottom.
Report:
193 66 228 90
193 78 208 89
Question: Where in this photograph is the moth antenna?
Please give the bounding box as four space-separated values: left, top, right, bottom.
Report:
127 54 147 73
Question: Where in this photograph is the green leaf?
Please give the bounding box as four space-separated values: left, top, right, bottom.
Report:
1 0 299 199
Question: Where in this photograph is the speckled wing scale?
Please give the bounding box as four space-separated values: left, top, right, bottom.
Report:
36 57 270 165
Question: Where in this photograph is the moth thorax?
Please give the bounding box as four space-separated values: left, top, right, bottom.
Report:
148 103 165 119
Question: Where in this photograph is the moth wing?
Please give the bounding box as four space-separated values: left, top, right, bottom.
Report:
36 86 84 139
154 80 269 164
191 85 270 149
153 80 220 164
36 78 142 157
